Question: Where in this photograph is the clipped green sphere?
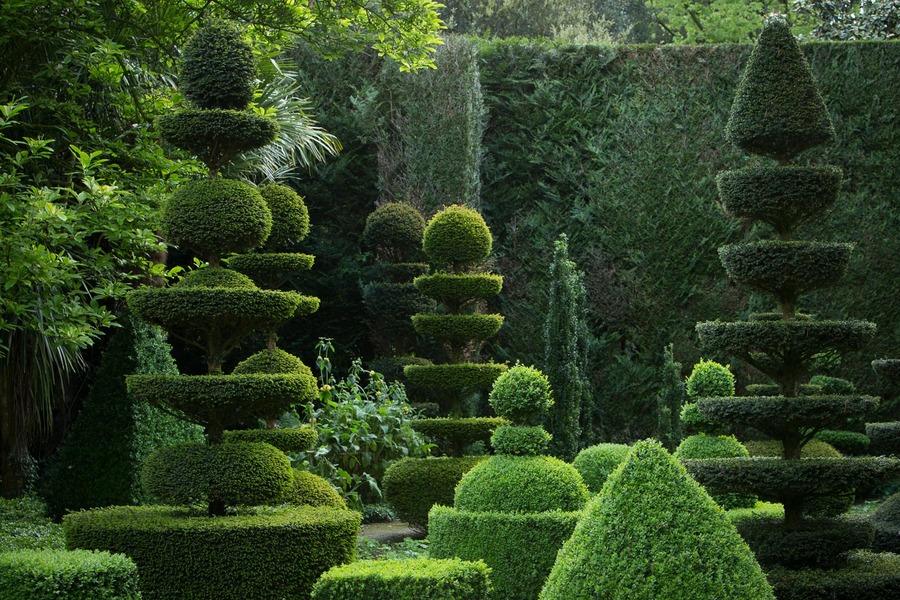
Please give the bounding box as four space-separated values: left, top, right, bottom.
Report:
259 184 310 251
163 178 272 262
422 205 492 269
233 348 312 377
572 443 631 494
455 455 589 513
489 365 553 426
181 21 257 110
175 268 256 289
685 359 735 400
363 202 426 260
290 469 346 509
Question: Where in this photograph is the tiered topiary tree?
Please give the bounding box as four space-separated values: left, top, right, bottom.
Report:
62 22 359 600
685 17 900 595
429 365 589 600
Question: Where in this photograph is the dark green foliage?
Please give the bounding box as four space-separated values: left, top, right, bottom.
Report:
44 314 201 519
543 234 593 458
725 16 834 160
814 430 870 456
141 442 294 506
867 422 900 455
873 359 900 382
404 363 507 391
177 268 256 289
808 375 857 395
363 203 427 261
719 241 852 299
232 348 313 376
223 427 317 453
454 455 589 513
429 506 580 600
128 373 317 432
158 110 278 172
373 262 431 282
410 418 507 457
290 470 346 509
412 314 504 345
414 273 503 305
540 439 773 600
734 516 874 568
656 344 685 450
382 456 486 529
227 253 316 286
0 549 140 600
488 364 553 426
717 166 842 237
258 184 310 251
685 359 734 400
363 282 433 348
872 492 900 553
64 505 360 600
490 425 551 456
311 557 491 600
745 439 842 459
767 551 900 600
180 22 257 110
675 435 755 509
161 179 272 261
422 205 492 271
572 443 630 494
744 383 821 396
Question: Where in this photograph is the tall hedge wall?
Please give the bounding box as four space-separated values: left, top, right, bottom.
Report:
293 39 900 438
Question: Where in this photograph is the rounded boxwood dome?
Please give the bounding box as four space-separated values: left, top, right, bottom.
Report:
454 455 589 513
180 21 257 110
290 469 346 509
363 202 426 260
233 348 312 377
422 205 492 270
489 365 553 426
686 359 735 400
572 443 631 494
175 268 256 289
258 184 310 251
162 178 272 262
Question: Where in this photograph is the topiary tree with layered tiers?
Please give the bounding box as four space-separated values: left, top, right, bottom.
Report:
62 22 359 600
684 16 900 592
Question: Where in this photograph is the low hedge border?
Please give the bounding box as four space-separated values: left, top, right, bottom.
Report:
0 549 140 600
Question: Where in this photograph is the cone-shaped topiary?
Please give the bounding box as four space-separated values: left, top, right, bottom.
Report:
180 21 257 111
540 439 774 600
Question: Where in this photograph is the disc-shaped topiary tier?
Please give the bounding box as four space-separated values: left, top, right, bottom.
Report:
179 21 257 111
404 363 508 392
223 426 317 453
410 417 507 457
413 273 503 308
724 17 834 161
422 205 492 271
540 440 774 600
411 314 504 346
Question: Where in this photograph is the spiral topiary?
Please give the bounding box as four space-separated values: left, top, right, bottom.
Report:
422 205 492 271
180 21 257 110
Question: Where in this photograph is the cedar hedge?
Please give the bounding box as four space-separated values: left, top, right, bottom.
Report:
410 417 507 457
311 557 491 600
0 549 140 600
414 273 503 305
258 184 310 251
734 516 874 569
489 425 551 456
223 427 317 452
158 110 278 172
411 314 504 345
696 395 878 436
767 551 900 600
572 443 631 494
63 505 360 600
180 21 256 111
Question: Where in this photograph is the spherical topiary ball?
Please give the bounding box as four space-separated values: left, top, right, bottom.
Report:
181 21 257 110
363 202 426 261
175 267 257 289
489 364 553 426
233 348 313 377
685 359 735 400
162 178 272 262
258 184 310 251
422 205 492 270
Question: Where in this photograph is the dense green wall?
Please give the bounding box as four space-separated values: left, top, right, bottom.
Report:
294 39 900 439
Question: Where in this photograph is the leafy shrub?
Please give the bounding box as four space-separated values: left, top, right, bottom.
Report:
490 425 551 456
180 21 256 110
540 440 774 600
488 364 553 426
382 456 486 529
429 507 581 600
311 557 491 600
744 439 842 459
64 505 360 600
0 496 64 553
258 183 310 251
363 202 426 261
422 205 492 271
572 443 631 494
360 502 396 524
685 359 735 400
814 430 870 456
767 550 900 600
809 375 857 395
0 549 140 600
454 455 588 513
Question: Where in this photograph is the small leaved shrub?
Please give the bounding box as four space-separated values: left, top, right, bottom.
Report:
685 359 735 399
488 364 553 426
0 496 64 553
490 425 551 456
814 429 870 456
572 443 631 494
422 205 492 271
363 202 426 261
0 549 140 600
290 469 347 509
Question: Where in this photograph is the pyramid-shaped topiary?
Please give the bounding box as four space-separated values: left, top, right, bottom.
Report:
540 439 774 600
685 16 900 592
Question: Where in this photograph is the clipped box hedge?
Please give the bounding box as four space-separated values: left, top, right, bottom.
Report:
63 505 360 600
767 550 900 600
0 549 140 600
311 558 491 600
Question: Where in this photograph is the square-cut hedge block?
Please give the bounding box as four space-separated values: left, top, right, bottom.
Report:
0 549 140 600
311 558 491 600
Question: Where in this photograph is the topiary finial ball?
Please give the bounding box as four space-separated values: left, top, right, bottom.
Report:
685 359 735 400
489 364 553 426
422 205 492 270
181 21 257 111
363 202 426 261
725 16 834 161
258 184 310 251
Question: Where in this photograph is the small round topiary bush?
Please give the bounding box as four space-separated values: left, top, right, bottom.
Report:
363 202 426 261
685 359 735 400
0 549 140 600
258 184 310 251
490 425 551 456
454 455 589 514
422 205 492 270
232 348 312 376
290 469 346 509
572 443 631 494
488 364 553 426
180 21 257 110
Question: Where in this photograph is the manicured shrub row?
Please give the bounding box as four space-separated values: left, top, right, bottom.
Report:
572 443 630 493
429 506 580 600
411 314 504 345
404 363 507 390
814 429 870 456
410 418 507 456
734 516 873 568
675 434 755 510
229 253 316 281
867 422 900 455
257 184 310 250
179 21 256 110
414 274 504 303
0 549 140 600
64 505 360 600
382 457 486 529
766 551 900 599
231 347 313 376
489 425 550 456
311 558 491 600
718 241 852 296
454 455 589 514
222 427 317 452
696 395 877 433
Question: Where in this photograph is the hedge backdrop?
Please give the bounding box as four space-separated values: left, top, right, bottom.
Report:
287 37 900 441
